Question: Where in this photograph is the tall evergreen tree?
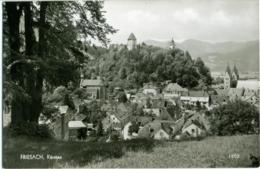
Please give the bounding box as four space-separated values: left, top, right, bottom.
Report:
4 1 116 126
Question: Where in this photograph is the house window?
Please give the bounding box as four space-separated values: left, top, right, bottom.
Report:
160 131 164 137
191 129 195 133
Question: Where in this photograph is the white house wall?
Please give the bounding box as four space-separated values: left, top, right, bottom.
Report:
182 124 202 137
154 129 170 140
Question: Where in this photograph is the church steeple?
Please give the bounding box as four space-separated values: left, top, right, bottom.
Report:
225 63 231 77
233 64 239 80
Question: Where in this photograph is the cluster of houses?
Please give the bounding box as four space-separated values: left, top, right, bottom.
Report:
62 62 259 142
59 78 213 141
61 79 210 141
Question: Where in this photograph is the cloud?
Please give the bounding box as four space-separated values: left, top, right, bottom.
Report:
124 10 160 25
210 11 232 26
172 8 201 24
104 0 258 43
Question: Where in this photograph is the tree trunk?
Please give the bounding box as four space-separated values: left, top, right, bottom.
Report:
24 2 39 122
5 2 27 126
29 2 48 122
6 2 48 125
6 3 23 83
24 2 34 56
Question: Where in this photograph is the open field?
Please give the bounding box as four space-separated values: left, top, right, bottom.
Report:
3 134 259 168
83 135 259 168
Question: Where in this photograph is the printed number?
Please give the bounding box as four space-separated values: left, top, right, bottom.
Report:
229 153 240 159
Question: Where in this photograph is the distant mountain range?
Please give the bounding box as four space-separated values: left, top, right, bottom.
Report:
144 39 259 72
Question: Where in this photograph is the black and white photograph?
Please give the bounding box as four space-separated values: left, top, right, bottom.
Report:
2 0 259 168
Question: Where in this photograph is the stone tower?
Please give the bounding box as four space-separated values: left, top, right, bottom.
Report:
127 33 137 50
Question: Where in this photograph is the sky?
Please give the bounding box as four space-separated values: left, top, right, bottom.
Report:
103 0 259 44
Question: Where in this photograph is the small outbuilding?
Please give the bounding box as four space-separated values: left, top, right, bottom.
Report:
68 121 87 141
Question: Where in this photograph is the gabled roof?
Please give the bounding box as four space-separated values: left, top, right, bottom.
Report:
228 88 244 98
158 108 174 121
182 113 209 131
241 88 258 100
68 121 86 129
128 33 136 40
113 103 131 122
143 83 158 90
183 122 204 131
243 89 257 96
164 83 188 92
243 93 259 103
215 89 229 96
138 120 161 138
143 108 160 114
74 113 87 121
102 116 111 129
151 94 164 100
188 90 209 97
101 102 116 112
138 120 175 138
81 79 103 87
211 94 229 104
170 116 185 135
134 92 148 99
133 116 153 126
154 120 176 135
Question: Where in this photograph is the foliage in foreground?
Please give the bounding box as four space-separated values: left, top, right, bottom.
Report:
3 131 259 168
7 122 53 139
208 99 259 136
3 1 116 127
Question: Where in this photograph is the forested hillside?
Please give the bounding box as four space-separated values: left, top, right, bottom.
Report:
82 44 212 90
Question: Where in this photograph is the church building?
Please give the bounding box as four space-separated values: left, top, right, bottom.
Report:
224 64 239 89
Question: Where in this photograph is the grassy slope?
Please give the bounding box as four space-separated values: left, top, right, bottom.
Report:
84 135 259 168
3 134 259 168
3 136 154 168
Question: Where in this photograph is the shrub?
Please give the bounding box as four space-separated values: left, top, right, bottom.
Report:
72 88 88 99
110 132 120 141
123 138 155 152
10 122 53 139
209 99 259 136
174 132 206 142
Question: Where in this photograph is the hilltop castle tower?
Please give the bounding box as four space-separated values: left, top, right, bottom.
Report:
169 38 176 50
224 63 239 89
127 33 137 50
